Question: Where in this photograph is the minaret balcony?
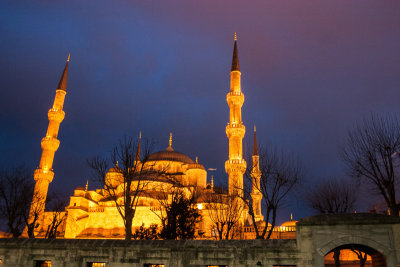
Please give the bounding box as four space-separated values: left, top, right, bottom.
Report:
226 123 245 138
225 159 247 174
251 191 262 199
48 108 65 122
41 136 60 151
226 92 245 106
251 169 261 179
33 168 54 183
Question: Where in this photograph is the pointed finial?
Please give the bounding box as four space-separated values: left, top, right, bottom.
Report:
231 33 240 71
116 161 119 167
290 213 293 221
253 125 259 156
196 156 198 163
166 132 174 151
136 131 142 162
85 180 88 191
57 54 70 91
67 53 71 62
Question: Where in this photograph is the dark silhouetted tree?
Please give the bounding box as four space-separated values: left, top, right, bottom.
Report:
132 223 159 240
157 187 201 240
245 146 302 239
0 166 33 237
44 197 67 239
343 114 400 216
306 177 358 214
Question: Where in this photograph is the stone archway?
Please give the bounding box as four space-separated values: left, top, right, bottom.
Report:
323 243 387 267
317 235 389 258
296 213 400 267
316 235 393 267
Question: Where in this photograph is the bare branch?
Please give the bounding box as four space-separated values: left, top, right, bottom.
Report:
343 113 400 216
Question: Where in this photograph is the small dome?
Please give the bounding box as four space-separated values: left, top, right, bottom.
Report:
75 186 85 190
187 163 205 170
108 162 121 173
282 214 297 227
108 166 120 173
148 150 194 164
281 220 297 227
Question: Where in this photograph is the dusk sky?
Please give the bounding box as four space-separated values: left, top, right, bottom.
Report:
1 1 400 223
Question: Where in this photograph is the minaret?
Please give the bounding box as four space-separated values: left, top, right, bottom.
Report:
251 126 263 221
135 131 142 162
30 54 70 218
225 33 247 197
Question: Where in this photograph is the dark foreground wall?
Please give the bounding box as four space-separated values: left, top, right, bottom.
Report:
1 214 399 267
0 238 298 267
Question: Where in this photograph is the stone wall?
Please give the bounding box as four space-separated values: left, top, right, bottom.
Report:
0 213 399 267
0 239 298 267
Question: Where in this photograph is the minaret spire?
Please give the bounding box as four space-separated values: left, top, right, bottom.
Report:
57 53 70 91
231 33 240 72
29 55 70 226
253 125 258 156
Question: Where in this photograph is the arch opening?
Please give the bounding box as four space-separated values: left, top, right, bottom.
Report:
324 244 386 267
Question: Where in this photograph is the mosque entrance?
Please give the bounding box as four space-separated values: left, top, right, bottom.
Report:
324 244 386 267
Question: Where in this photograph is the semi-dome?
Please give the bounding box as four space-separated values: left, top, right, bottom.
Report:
148 150 194 164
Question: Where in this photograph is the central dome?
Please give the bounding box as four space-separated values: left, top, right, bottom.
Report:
148 150 194 164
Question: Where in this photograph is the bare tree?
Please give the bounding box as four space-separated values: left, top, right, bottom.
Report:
24 192 46 238
306 177 358 214
44 197 67 239
0 166 35 237
245 146 302 239
205 191 243 240
350 246 368 267
343 114 400 216
88 136 167 240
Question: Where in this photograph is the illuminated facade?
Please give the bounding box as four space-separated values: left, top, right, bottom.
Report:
63 134 210 239
30 36 297 239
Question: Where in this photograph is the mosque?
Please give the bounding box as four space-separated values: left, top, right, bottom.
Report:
27 35 297 239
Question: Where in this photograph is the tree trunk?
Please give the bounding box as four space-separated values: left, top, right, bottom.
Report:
27 222 35 238
266 208 277 239
333 249 340 267
359 252 367 267
125 214 133 240
390 200 399 216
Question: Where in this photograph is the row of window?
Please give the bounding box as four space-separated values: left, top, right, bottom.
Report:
33 261 295 267
35 263 166 267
